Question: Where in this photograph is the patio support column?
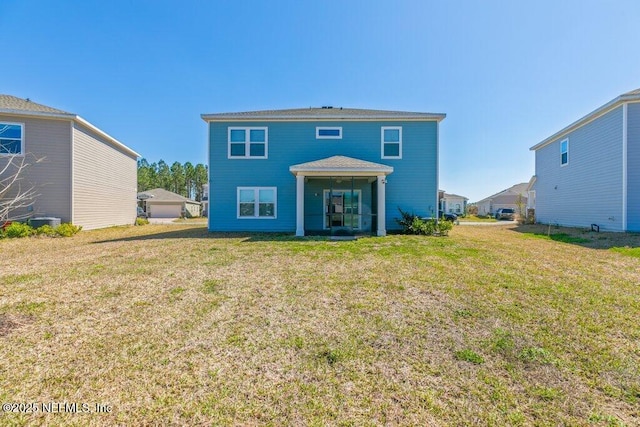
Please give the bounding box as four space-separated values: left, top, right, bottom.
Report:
296 174 305 236
377 175 386 236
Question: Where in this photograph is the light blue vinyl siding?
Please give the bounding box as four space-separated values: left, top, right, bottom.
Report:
535 106 624 231
627 102 640 231
208 120 438 232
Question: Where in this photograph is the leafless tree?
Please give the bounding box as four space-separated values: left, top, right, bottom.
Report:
0 145 43 223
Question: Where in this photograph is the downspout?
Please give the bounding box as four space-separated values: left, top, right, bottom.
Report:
435 120 440 224
69 121 74 224
622 103 628 231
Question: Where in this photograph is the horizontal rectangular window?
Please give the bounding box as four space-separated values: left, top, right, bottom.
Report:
237 187 276 219
0 122 24 155
560 138 568 166
316 127 342 139
228 127 268 159
381 126 402 159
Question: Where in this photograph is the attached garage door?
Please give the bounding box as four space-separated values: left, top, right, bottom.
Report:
149 204 182 218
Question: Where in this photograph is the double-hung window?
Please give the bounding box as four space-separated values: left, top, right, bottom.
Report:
238 187 277 218
228 127 268 159
0 122 24 155
560 138 568 166
381 126 402 159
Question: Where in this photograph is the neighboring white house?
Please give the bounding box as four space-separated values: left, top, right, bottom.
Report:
0 95 140 229
475 183 528 216
439 191 468 215
138 188 201 218
530 88 640 231
526 176 536 211
202 183 209 217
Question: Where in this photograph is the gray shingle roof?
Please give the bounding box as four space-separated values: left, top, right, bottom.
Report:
202 107 445 121
622 88 640 96
290 155 393 175
443 193 468 200
475 183 528 204
138 188 199 204
0 95 73 116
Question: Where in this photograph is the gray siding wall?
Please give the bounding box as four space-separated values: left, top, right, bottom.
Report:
72 123 137 230
535 106 624 231
0 115 72 221
627 102 640 231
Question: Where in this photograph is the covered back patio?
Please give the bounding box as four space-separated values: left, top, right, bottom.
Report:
290 156 393 237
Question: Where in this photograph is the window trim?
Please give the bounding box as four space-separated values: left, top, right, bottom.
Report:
237 187 277 219
228 127 268 159
0 121 25 156
560 138 569 166
381 126 402 159
316 127 342 139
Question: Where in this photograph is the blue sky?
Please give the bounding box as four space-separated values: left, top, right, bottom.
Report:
2 0 639 202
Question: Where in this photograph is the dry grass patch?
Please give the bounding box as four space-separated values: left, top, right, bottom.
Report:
0 223 638 425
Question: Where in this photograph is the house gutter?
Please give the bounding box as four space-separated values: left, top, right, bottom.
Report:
0 108 140 159
530 92 640 151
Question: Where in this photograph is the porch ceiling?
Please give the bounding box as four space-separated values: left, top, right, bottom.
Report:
289 155 393 177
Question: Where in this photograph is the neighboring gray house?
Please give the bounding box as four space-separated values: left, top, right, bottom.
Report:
530 88 640 231
138 188 201 218
475 183 528 216
0 95 139 229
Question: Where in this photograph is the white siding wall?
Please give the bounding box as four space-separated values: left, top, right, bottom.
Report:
72 123 137 230
535 106 624 230
0 115 72 221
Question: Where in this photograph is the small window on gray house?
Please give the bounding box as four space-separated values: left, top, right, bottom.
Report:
560 138 568 165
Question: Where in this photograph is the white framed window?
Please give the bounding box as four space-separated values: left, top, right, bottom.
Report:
0 122 24 155
237 187 277 219
316 127 342 139
228 127 268 159
381 126 402 159
560 138 568 166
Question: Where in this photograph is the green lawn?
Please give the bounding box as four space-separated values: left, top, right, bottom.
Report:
1 224 639 426
458 214 498 222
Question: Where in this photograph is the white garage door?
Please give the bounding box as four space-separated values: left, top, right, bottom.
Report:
149 204 181 218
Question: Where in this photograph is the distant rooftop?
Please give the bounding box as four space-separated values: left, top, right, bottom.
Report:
0 95 73 116
202 107 446 121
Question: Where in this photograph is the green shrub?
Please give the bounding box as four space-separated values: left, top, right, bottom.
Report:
36 225 57 237
4 222 35 238
135 217 149 226
55 223 82 237
396 208 453 236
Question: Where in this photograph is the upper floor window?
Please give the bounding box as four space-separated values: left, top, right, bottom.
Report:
316 127 342 139
381 126 402 159
228 127 268 159
560 138 568 166
0 122 24 155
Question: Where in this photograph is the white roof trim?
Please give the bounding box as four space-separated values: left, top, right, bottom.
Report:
0 108 140 158
74 116 140 158
530 92 640 151
289 156 393 176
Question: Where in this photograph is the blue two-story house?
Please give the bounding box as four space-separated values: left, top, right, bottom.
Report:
202 107 446 236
